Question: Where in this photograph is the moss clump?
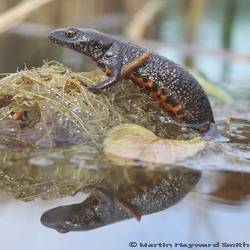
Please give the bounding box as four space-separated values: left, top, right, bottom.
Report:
0 61 179 148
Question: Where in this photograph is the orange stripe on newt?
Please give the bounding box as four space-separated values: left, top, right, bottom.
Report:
128 72 184 121
128 73 153 88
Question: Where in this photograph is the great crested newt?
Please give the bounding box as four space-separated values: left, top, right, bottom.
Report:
49 28 215 135
41 168 201 233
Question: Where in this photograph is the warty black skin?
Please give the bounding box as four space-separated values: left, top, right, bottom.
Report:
49 28 215 131
41 169 201 233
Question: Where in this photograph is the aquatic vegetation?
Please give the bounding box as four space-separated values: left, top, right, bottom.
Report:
0 62 249 203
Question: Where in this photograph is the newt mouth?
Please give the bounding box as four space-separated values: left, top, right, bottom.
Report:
49 37 69 48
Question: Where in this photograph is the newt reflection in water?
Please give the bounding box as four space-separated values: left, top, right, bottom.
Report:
41 167 201 233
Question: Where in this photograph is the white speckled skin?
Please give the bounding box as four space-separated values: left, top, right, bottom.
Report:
49 28 215 127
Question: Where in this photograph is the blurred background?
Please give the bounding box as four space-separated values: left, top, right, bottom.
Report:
0 0 249 100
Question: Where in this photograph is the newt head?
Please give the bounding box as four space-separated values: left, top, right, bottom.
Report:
49 28 114 58
40 196 105 233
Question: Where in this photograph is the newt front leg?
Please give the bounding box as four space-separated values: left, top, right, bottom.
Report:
79 62 122 89
79 52 151 90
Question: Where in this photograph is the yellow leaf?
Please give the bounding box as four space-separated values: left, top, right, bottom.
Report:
103 124 207 166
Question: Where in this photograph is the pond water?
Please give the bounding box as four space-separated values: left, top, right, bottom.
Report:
0 1 250 250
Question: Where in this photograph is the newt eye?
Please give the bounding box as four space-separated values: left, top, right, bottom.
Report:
65 30 76 38
57 225 70 233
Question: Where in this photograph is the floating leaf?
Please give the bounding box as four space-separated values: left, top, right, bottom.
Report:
103 124 207 165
